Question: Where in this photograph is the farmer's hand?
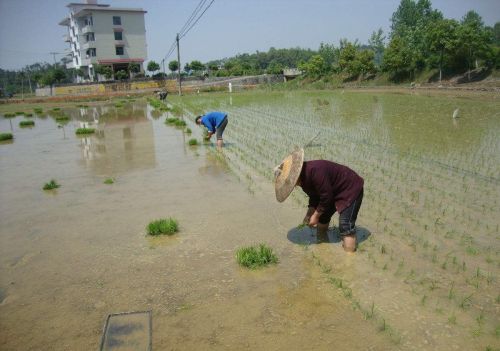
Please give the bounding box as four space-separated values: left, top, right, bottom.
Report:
308 211 320 227
303 207 316 225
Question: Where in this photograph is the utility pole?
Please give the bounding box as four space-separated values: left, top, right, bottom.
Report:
49 52 58 66
176 33 182 96
161 58 166 86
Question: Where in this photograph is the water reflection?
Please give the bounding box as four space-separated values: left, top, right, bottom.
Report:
77 104 156 174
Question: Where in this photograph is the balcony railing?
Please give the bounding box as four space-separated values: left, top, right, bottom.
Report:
63 34 71 42
81 25 93 34
81 56 98 66
81 41 96 50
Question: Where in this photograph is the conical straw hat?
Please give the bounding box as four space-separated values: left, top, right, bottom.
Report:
274 148 304 202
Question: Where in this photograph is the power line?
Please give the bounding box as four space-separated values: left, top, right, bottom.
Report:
179 0 215 39
161 0 215 61
178 0 208 37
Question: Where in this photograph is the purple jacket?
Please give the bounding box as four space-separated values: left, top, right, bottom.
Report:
299 160 364 214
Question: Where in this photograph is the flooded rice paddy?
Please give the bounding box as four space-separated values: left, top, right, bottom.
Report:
0 89 499 350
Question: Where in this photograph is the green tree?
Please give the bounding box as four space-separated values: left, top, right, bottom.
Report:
338 42 358 76
298 55 326 78
128 62 141 74
190 60 205 71
115 70 128 80
168 60 179 73
266 61 283 74
456 11 493 79
426 18 458 82
368 28 386 66
493 22 500 46
318 42 337 70
95 65 113 80
53 68 66 83
147 61 160 75
382 36 416 80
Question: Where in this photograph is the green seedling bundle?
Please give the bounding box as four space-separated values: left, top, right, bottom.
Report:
75 128 95 135
147 218 178 236
235 243 278 269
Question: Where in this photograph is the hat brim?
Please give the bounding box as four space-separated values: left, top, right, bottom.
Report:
274 148 304 202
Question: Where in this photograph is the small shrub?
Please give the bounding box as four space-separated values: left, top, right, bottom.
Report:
19 120 35 127
0 133 13 141
104 178 114 184
188 138 198 146
147 218 179 235
236 244 278 269
43 179 60 190
75 128 95 135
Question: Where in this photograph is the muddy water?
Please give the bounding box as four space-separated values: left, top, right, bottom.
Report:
0 102 393 350
175 90 500 351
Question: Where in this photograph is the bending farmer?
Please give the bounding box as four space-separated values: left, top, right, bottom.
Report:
274 148 364 252
195 111 228 149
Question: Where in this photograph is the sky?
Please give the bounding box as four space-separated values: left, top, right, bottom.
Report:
0 0 499 71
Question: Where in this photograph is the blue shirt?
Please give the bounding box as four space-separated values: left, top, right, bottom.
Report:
201 112 227 133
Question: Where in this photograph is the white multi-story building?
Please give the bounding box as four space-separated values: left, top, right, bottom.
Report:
59 0 147 82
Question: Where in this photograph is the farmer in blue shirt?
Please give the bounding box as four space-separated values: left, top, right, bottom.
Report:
195 111 228 149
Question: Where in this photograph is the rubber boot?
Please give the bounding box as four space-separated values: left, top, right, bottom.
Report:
316 223 329 243
342 233 357 253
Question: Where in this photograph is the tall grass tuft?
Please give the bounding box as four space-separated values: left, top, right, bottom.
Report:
236 243 278 269
147 218 179 236
43 179 60 190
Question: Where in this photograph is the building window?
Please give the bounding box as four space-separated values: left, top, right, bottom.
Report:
75 56 79 65
86 48 96 57
72 27 75 36
115 46 124 55
114 31 122 40
86 33 95 42
113 16 121 25
73 43 77 51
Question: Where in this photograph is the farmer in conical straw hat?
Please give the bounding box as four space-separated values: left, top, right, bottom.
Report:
274 148 364 252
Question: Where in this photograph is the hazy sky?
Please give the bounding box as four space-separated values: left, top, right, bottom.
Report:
0 0 498 70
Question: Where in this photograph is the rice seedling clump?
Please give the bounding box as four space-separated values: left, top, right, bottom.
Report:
19 120 35 127
104 178 114 184
43 179 60 190
165 117 178 124
185 128 192 134
236 244 278 269
0 133 13 141
188 138 198 146
174 119 187 127
15 111 25 115
3 112 16 118
75 128 95 135
55 115 70 122
147 218 179 236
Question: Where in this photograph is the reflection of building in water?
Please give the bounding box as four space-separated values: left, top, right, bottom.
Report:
79 108 155 174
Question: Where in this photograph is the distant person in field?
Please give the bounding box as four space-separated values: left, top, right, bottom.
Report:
195 112 228 149
274 148 364 252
